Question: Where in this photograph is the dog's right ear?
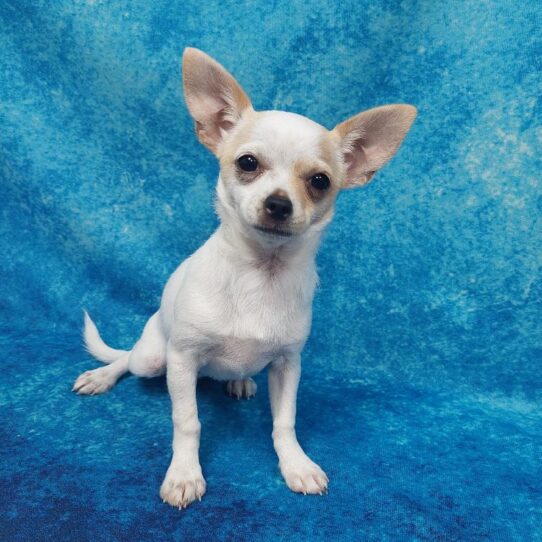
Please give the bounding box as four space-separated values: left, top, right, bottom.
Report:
182 48 253 154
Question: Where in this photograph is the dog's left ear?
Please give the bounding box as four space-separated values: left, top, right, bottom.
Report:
333 104 417 188
182 47 253 154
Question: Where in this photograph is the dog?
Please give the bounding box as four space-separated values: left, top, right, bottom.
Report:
73 47 416 509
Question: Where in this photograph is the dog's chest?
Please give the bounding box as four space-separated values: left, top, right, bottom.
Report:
186 258 316 379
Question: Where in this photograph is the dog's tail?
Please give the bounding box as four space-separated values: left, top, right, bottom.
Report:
83 310 129 364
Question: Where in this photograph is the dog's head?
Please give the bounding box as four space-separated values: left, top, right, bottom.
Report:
182 48 416 245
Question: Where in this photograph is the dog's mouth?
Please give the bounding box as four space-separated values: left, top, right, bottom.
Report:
253 225 294 238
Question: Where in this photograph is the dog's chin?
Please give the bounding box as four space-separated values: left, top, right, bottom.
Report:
253 225 295 238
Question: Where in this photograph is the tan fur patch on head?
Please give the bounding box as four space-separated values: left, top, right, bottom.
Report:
290 134 340 225
218 110 260 178
319 134 342 173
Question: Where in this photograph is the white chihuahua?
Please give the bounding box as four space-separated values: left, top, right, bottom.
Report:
73 48 416 509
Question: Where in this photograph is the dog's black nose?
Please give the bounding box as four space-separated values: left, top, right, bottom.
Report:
264 194 293 221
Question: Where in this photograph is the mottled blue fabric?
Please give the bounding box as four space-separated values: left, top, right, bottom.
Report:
1 1 541 540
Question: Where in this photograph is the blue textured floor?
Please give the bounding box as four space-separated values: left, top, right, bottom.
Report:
1 1 541 541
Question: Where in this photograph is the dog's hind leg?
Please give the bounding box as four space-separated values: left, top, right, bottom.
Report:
73 310 166 395
73 352 130 395
73 312 131 395
127 311 167 378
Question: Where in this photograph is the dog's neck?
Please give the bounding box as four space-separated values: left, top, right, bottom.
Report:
216 219 323 276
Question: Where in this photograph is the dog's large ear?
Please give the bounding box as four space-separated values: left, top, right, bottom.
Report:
333 104 417 188
182 47 253 154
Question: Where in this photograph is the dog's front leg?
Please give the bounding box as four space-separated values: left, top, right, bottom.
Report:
160 344 205 509
268 353 328 495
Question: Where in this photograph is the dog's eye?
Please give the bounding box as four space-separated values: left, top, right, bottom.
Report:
310 173 330 190
237 154 259 172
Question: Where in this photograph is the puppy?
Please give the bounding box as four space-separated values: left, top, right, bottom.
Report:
73 48 416 509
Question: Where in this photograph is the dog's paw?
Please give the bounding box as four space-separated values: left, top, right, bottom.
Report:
280 458 328 495
160 464 206 509
72 367 115 395
226 378 257 399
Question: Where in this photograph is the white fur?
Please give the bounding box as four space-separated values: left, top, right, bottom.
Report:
73 47 416 509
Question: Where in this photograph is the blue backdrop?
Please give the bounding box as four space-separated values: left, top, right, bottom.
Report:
1 1 541 540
